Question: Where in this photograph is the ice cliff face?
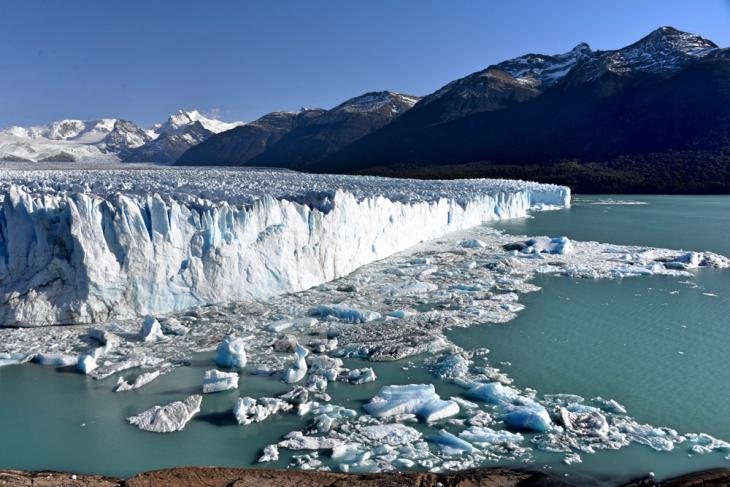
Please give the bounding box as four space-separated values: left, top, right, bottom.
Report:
0 168 569 326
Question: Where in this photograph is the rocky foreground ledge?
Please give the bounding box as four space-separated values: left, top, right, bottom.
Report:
1 467 729 487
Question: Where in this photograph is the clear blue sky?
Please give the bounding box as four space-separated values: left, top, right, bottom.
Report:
1 0 728 128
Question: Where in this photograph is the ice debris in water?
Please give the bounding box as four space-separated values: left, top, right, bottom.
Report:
309 304 381 323
114 370 163 392
34 353 78 367
215 334 247 369
233 397 293 425
202 369 239 393
346 367 377 384
363 384 459 422
504 236 573 255
430 429 474 455
266 317 318 333
127 395 202 433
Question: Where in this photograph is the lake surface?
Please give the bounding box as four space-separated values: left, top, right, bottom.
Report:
1 195 729 483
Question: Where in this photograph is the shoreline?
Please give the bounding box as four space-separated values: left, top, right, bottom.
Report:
1 466 729 487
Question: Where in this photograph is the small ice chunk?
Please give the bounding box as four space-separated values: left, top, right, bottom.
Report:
273 334 298 353
0 352 33 367
278 431 344 450
258 444 279 463
346 368 377 384
127 395 202 433
307 355 342 381
465 382 519 404
34 353 78 367
114 370 163 392
279 386 309 404
140 315 165 342
359 423 422 446
502 404 552 432
202 369 239 393
363 384 459 422
430 429 474 455
215 334 247 370
461 239 487 249
159 317 189 336
459 426 523 445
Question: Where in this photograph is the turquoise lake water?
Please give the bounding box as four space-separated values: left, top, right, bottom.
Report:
1 195 729 483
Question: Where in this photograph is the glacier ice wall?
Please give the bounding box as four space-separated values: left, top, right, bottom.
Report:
0 168 569 326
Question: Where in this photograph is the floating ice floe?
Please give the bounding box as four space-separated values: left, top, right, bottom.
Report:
505 236 573 255
34 353 77 367
0 352 34 367
127 394 202 433
215 334 247 369
114 370 164 392
430 429 474 455
346 368 377 384
202 369 239 393
363 384 459 422
233 397 293 425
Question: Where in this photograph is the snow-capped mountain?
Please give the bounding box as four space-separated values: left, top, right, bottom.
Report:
312 26 730 187
0 110 242 163
177 92 419 167
176 109 325 166
121 110 244 163
564 26 718 83
0 118 150 162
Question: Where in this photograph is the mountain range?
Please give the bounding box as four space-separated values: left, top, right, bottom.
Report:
180 26 730 193
0 110 242 163
4 27 730 193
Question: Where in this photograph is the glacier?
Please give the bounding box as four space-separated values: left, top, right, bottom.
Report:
0 167 569 326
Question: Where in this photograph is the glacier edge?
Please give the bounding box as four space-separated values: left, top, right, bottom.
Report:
0 176 569 326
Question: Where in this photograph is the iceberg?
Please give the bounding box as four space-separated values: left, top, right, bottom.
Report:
127 394 202 433
140 316 165 342
0 169 569 326
215 334 247 370
502 405 552 432
202 369 239 393
363 384 459 422
282 344 309 384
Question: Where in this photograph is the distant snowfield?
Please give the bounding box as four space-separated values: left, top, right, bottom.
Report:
0 165 569 326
